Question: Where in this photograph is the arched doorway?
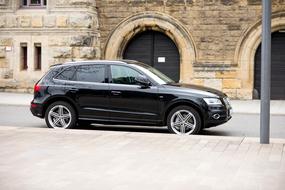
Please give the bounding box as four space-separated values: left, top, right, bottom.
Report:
123 30 180 82
234 12 285 99
254 31 285 100
104 12 197 83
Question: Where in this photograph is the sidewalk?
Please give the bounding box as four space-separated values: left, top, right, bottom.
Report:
1 92 285 115
0 126 284 190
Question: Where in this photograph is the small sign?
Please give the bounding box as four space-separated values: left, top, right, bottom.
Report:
158 57 166 63
5 46 12 52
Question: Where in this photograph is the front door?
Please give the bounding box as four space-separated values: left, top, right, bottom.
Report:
108 64 159 124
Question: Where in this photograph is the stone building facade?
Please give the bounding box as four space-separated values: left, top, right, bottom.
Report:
1 0 285 99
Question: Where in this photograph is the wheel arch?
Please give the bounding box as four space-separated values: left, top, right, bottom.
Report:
43 96 78 118
163 100 204 127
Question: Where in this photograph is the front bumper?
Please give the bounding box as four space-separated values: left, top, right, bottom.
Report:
204 98 232 128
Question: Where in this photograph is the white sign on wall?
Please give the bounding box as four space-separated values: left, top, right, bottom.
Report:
158 57 166 63
5 46 12 52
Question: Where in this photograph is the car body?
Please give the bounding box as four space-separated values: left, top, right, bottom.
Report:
30 60 232 135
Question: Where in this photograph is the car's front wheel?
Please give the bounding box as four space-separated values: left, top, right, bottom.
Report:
45 101 77 129
167 106 201 135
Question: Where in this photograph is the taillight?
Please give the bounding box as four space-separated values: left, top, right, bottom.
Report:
34 84 41 93
31 103 38 108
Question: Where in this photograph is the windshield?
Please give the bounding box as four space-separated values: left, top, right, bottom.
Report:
131 63 175 85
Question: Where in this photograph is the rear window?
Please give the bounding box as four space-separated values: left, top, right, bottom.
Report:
75 65 105 83
55 66 77 81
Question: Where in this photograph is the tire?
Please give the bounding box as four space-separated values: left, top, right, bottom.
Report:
167 105 201 135
45 101 77 129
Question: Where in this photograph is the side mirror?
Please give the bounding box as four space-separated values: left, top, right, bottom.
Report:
135 75 151 87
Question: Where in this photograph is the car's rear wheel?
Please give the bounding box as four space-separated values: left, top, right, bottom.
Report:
167 106 201 135
45 101 76 129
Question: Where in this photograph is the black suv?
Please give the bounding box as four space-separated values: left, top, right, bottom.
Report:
31 60 232 135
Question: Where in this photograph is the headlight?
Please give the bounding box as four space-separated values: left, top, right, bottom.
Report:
224 97 231 106
203 98 223 105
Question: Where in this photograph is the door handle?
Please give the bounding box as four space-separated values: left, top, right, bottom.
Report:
70 88 78 93
111 91 122 95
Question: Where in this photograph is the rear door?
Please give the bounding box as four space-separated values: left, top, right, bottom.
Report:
66 64 110 120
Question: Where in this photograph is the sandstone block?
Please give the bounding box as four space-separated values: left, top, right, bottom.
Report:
204 79 222 90
80 47 96 59
193 71 215 78
56 16 68 28
222 89 237 99
216 71 238 79
0 16 5 28
53 47 72 58
236 89 252 100
0 48 5 58
191 79 204 86
223 79 241 89
31 16 43 28
44 15 56 28
6 16 17 28
3 69 13 79
70 36 92 46
70 0 93 6
48 36 70 46
69 14 93 28
0 58 7 68
20 16 31 27
95 47 101 58
72 47 80 58
0 38 12 46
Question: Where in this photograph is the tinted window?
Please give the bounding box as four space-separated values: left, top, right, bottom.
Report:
76 65 105 83
111 65 141 85
55 66 76 81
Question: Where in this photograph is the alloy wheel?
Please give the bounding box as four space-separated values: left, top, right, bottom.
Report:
48 105 72 129
170 109 196 135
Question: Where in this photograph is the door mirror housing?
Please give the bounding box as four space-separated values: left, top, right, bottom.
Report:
135 75 151 87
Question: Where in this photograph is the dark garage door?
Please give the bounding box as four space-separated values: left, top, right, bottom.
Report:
254 31 285 100
123 30 180 82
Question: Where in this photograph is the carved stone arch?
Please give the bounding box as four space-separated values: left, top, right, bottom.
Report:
235 11 285 98
104 11 197 83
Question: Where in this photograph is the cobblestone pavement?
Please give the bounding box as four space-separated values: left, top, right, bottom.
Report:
0 126 284 190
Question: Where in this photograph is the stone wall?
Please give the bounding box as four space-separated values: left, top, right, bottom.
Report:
98 0 285 99
0 0 100 91
0 0 285 98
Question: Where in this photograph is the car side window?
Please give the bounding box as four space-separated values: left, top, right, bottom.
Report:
75 65 105 83
55 66 77 81
111 65 141 85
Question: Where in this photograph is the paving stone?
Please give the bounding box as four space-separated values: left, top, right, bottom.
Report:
0 126 285 190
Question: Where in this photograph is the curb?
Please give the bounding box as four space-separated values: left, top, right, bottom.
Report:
1 126 285 144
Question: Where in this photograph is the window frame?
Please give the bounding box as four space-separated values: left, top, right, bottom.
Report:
75 64 107 84
34 43 42 71
21 0 47 8
53 66 77 81
53 64 108 84
20 43 28 71
108 64 152 86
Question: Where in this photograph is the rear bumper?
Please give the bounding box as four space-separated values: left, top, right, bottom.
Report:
30 101 44 118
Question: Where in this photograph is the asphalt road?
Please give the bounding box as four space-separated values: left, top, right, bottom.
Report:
0 105 285 138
